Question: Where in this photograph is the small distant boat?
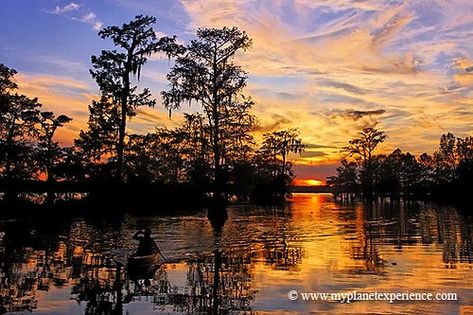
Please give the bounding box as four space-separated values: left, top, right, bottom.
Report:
127 253 161 278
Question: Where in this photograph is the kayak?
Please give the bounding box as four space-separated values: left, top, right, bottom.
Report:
127 253 161 278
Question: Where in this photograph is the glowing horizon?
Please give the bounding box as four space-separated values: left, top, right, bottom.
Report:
293 179 325 186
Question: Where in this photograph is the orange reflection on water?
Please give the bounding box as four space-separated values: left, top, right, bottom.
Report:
0 194 472 314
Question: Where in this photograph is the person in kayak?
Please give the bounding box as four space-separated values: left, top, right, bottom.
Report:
132 228 166 260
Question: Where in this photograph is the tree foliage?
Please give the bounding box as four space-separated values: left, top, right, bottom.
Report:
0 64 41 180
343 127 387 165
76 97 120 163
0 64 71 202
342 127 387 197
85 15 181 180
330 130 473 205
35 111 72 181
162 26 253 199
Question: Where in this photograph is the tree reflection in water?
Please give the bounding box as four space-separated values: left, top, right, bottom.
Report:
0 223 263 314
339 199 473 275
0 199 472 314
70 249 261 314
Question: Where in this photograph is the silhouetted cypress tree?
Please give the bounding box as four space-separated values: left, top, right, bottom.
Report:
162 27 253 204
88 15 181 181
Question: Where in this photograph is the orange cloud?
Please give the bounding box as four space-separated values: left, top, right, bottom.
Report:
16 74 94 146
177 0 473 169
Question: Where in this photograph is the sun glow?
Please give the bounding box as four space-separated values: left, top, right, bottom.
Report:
293 179 324 186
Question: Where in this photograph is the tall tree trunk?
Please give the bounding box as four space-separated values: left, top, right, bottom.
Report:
5 120 16 182
45 157 54 205
117 72 130 182
211 53 224 204
281 152 286 176
3 152 15 203
116 35 137 183
213 107 221 200
4 133 15 202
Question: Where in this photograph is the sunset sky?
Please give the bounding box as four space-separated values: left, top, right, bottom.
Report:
1 0 473 181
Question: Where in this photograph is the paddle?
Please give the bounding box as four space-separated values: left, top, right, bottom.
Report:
158 251 168 261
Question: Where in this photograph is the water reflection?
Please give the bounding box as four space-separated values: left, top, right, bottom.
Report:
0 194 472 314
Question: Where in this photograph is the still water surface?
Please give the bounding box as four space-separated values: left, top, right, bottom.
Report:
0 194 472 314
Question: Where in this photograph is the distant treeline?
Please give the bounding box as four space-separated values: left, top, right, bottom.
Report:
328 127 473 207
0 15 305 208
